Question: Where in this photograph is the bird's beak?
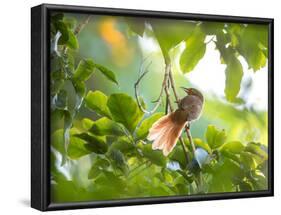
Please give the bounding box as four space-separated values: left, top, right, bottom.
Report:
181 87 191 94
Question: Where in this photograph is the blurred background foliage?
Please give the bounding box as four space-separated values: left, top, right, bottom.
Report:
50 12 269 203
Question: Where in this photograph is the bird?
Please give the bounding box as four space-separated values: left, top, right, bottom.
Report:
147 88 204 156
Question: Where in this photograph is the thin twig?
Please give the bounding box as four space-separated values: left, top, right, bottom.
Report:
134 60 166 114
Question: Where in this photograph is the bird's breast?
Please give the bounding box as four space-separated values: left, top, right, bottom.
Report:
179 95 203 121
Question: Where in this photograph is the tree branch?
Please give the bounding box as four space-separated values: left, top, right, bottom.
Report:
134 60 167 114
74 15 92 35
163 61 190 166
168 71 196 154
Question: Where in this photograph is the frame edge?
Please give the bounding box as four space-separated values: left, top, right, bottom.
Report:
31 4 49 211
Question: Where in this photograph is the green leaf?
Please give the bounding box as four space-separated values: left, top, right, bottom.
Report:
201 22 225 35
89 117 124 136
56 21 69 44
205 125 227 149
73 59 95 82
72 80 86 98
63 17 77 30
220 141 245 154
245 142 268 158
94 63 118 85
135 112 164 140
108 149 129 175
169 145 187 169
51 129 65 154
85 91 112 118
180 27 206 73
215 32 232 64
138 142 167 166
110 137 136 155
66 29 79 49
88 157 111 179
67 136 92 159
250 169 268 190
226 24 243 48
82 118 95 130
240 151 257 170
237 24 268 72
209 158 242 192
245 142 268 164
224 56 243 102
74 133 108 154
151 19 196 55
107 93 144 133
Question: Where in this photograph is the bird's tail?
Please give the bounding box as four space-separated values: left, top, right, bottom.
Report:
147 112 186 156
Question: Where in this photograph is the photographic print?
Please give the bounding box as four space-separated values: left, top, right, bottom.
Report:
31 4 273 210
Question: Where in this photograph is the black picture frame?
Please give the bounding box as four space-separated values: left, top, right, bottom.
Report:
31 3 274 211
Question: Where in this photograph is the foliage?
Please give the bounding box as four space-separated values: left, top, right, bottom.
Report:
50 13 268 203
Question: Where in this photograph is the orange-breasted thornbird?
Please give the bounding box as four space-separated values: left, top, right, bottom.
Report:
147 88 204 156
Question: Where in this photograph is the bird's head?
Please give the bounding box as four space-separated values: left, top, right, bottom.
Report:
181 87 204 102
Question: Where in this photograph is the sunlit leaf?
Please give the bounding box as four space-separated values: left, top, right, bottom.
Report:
245 142 268 160
237 24 268 71
82 118 95 130
107 93 144 133
85 90 112 118
220 141 245 154
67 136 92 159
205 125 227 149
180 27 206 73
224 56 243 102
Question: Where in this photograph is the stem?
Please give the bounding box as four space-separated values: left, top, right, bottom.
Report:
74 15 92 35
168 62 197 155
163 61 190 167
